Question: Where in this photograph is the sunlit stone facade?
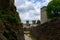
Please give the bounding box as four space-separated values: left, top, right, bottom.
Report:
41 6 48 24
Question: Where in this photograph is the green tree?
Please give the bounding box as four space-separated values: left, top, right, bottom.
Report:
36 20 41 25
46 0 60 19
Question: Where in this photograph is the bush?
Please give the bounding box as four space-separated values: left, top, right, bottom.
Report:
46 0 60 19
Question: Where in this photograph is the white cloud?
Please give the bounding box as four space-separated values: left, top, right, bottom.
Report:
40 0 51 7
15 0 51 23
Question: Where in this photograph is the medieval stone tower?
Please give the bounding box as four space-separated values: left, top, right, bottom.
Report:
41 6 51 24
41 6 48 24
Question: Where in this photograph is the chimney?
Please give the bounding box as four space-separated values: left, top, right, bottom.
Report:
26 20 29 24
26 20 30 26
32 20 36 24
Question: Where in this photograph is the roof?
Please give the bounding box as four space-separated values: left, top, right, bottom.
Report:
41 6 46 9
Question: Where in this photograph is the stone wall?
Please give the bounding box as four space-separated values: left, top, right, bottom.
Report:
0 0 25 40
30 18 60 40
39 18 60 40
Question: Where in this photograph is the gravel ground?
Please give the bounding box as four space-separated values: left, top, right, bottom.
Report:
24 34 32 40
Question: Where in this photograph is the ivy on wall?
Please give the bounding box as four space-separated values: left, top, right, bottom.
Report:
0 11 17 23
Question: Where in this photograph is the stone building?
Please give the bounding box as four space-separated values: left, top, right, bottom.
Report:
31 20 38 27
41 6 48 24
41 6 51 24
23 20 30 28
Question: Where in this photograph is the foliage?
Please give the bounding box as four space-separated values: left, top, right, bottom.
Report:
36 20 41 25
46 0 60 19
0 11 17 23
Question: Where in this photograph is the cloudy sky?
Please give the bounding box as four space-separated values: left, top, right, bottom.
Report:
15 0 51 23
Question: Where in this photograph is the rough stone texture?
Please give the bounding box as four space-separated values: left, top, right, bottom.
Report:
30 17 60 40
41 6 48 24
41 6 51 24
30 26 40 40
38 18 60 40
0 0 25 40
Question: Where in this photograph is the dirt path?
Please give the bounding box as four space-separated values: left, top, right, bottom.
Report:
24 34 32 40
